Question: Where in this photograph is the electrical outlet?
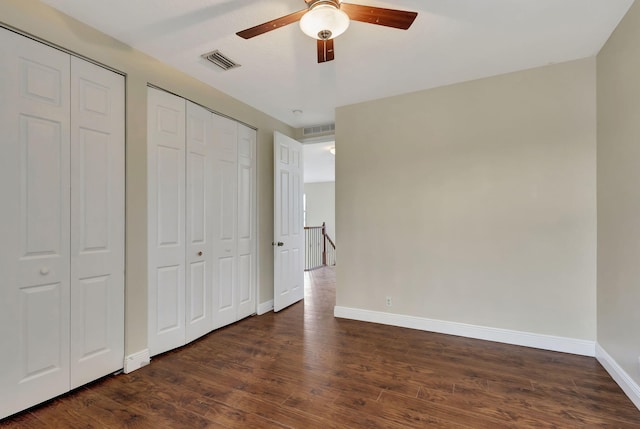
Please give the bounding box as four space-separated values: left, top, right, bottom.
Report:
385 296 392 307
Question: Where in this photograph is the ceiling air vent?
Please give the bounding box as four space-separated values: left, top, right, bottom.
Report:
303 123 335 136
202 50 241 71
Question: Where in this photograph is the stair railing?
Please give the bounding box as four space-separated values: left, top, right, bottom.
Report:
304 222 336 271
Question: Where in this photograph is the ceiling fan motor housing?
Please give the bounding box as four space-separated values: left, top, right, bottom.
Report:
307 0 341 10
300 0 350 40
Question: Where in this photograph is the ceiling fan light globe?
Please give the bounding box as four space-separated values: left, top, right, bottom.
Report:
299 4 350 40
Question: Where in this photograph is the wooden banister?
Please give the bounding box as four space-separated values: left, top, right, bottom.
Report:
304 222 336 271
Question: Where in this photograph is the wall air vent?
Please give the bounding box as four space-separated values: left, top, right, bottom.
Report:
303 123 335 136
202 50 241 71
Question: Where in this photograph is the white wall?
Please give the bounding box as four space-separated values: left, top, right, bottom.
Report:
336 58 597 341
597 0 640 397
304 181 336 242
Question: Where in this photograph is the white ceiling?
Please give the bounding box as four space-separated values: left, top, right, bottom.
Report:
304 141 335 183
41 0 633 128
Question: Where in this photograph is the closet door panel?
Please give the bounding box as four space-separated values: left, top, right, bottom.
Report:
157 266 182 328
212 114 238 329
70 57 125 388
218 257 235 309
0 29 71 419
157 146 183 247
148 87 186 356
187 152 207 331
185 102 213 342
214 159 237 327
238 254 252 304
237 124 257 319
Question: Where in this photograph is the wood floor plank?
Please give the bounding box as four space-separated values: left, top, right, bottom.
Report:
0 412 47 429
377 390 505 428
54 387 156 429
12 397 101 429
91 373 216 429
148 358 336 429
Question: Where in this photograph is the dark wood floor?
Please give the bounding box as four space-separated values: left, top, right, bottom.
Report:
2 267 640 428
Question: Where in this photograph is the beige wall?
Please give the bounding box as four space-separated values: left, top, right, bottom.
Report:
304 182 336 242
0 0 295 356
597 1 640 386
336 58 597 340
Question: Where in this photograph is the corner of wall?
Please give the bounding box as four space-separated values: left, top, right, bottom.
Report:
596 343 640 410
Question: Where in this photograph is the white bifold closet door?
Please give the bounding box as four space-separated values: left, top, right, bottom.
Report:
185 101 214 343
236 123 257 320
0 29 72 419
148 88 256 356
147 90 218 355
69 56 125 388
212 115 257 329
0 28 124 419
211 114 238 328
147 88 187 356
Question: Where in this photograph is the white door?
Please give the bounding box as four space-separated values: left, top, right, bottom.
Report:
236 124 257 320
185 101 214 342
273 131 304 312
147 87 186 356
0 29 72 418
70 57 125 388
212 114 238 329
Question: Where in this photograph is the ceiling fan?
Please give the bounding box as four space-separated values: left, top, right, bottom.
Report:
236 0 418 63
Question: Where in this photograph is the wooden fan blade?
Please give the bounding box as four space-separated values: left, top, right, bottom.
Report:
340 3 417 30
236 9 307 39
317 38 335 63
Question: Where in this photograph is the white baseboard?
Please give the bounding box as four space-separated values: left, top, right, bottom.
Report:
596 343 640 410
334 306 595 357
257 300 274 315
123 349 150 374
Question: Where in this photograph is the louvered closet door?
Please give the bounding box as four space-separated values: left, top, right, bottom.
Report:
212 114 238 329
147 87 186 356
185 101 214 342
70 57 125 388
236 124 257 320
0 29 71 419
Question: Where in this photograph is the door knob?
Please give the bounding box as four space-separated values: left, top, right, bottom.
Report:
277 241 284 247
197 251 203 256
39 267 49 275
